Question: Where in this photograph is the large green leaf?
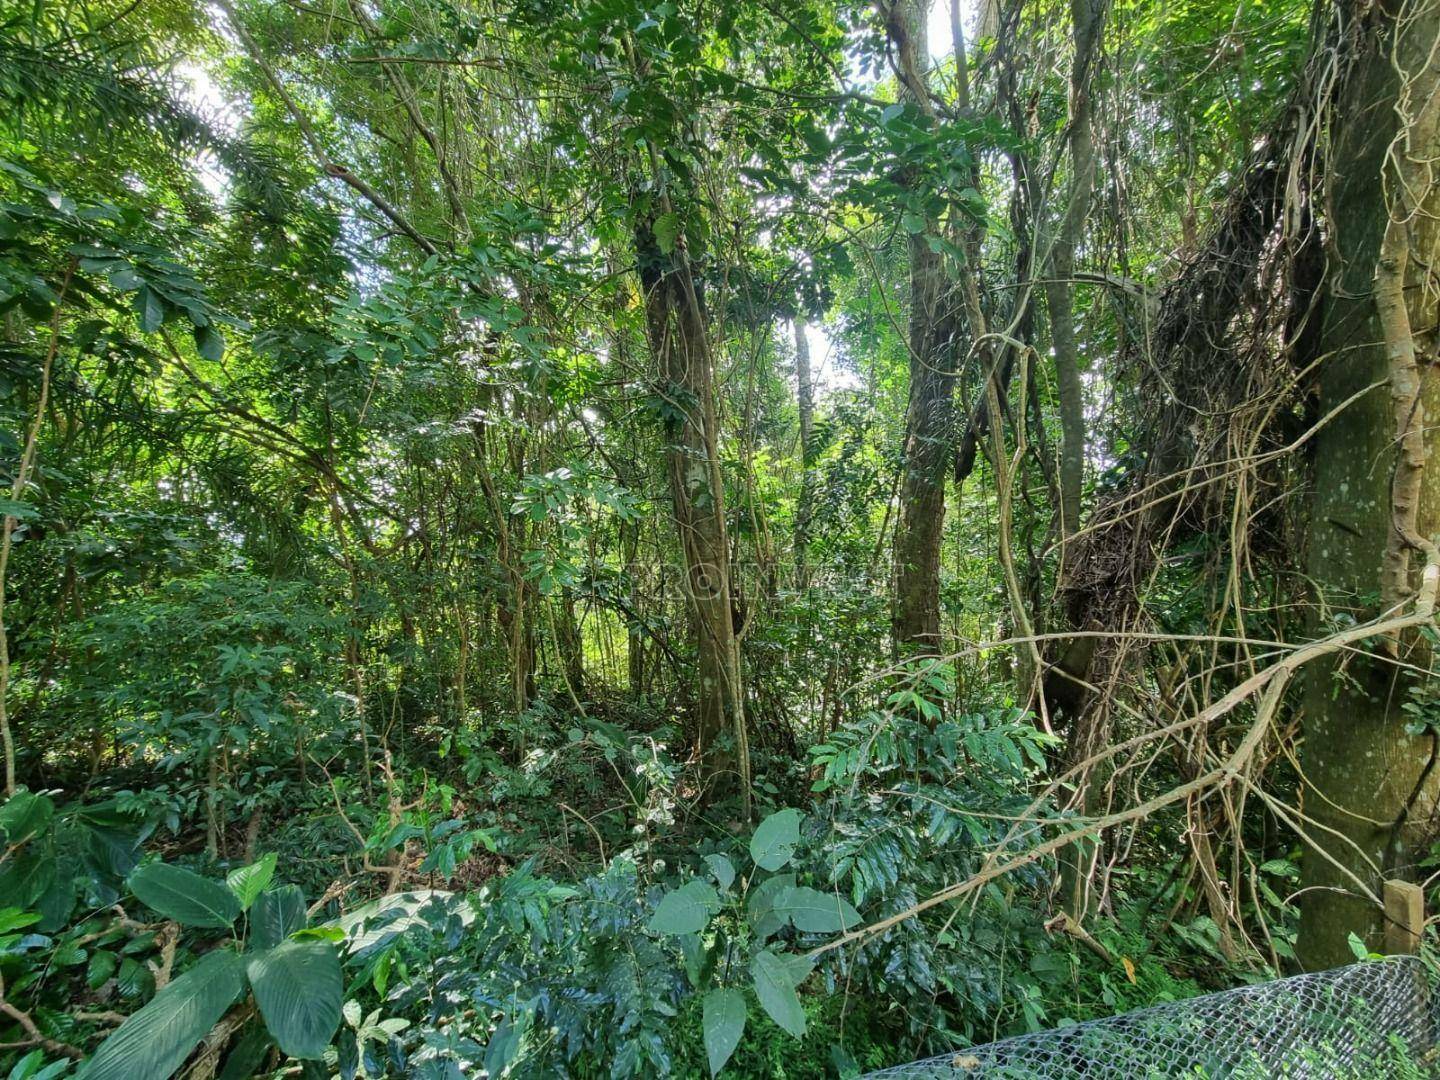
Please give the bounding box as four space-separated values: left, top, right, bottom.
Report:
750 949 806 1037
703 854 735 892
702 987 746 1075
0 852 54 911
647 879 719 935
0 790 53 846
82 811 145 882
36 858 76 932
226 853 277 912
79 949 245 1080
246 939 343 1059
250 885 307 950
745 873 795 940
772 886 861 933
129 862 240 929
748 809 801 871
194 324 225 361
135 284 165 332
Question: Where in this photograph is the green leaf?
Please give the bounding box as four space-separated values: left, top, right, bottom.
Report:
704 854 735 892
290 925 344 943
108 266 141 292
779 952 815 986
746 873 795 939
194 324 225 361
1028 952 1070 985
648 878 719 935
0 853 55 911
484 1007 532 1075
0 909 39 935
135 284 165 332
773 886 861 933
216 1025 272 1080
677 931 707 989
226 853 277 912
116 955 154 999
901 211 926 234
36 861 76 931
750 949 806 1037
246 939 343 1059
702 987 746 1075
652 211 681 255
0 790 53 846
9 1049 70 1080
749 808 801 871
0 499 36 523
798 121 830 157
250 885 307 950
129 863 240 928
79 949 245 1080
1347 932 1370 962
87 948 117 989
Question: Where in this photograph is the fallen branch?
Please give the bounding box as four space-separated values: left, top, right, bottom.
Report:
0 974 83 1060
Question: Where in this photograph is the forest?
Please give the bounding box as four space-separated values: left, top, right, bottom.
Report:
0 0 1437 1073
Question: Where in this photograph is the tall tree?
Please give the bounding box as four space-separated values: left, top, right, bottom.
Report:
635 199 751 816
1044 0 1106 548
1047 0 1109 920
887 0 957 655
1296 0 1440 969
794 315 816 589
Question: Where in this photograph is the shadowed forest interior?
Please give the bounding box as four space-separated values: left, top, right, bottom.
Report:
1 0 1439 1073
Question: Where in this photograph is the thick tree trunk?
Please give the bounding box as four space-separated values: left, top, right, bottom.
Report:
887 0 957 655
1297 0 1440 970
636 218 751 818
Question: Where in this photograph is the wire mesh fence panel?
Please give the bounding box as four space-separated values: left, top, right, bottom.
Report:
864 957 1439 1079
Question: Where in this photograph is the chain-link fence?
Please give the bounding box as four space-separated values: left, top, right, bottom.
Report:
865 957 1438 1078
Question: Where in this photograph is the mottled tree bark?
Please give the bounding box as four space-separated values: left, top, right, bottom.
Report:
1297 0 1440 970
887 0 957 655
636 217 751 817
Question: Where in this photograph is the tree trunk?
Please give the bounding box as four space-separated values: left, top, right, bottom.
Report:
622 518 647 696
1047 0 1108 921
556 589 585 704
794 316 816 589
1297 0 1440 970
887 0 957 655
1044 0 1104 548
635 216 751 818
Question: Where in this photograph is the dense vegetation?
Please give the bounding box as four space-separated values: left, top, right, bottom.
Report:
0 0 1437 1074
